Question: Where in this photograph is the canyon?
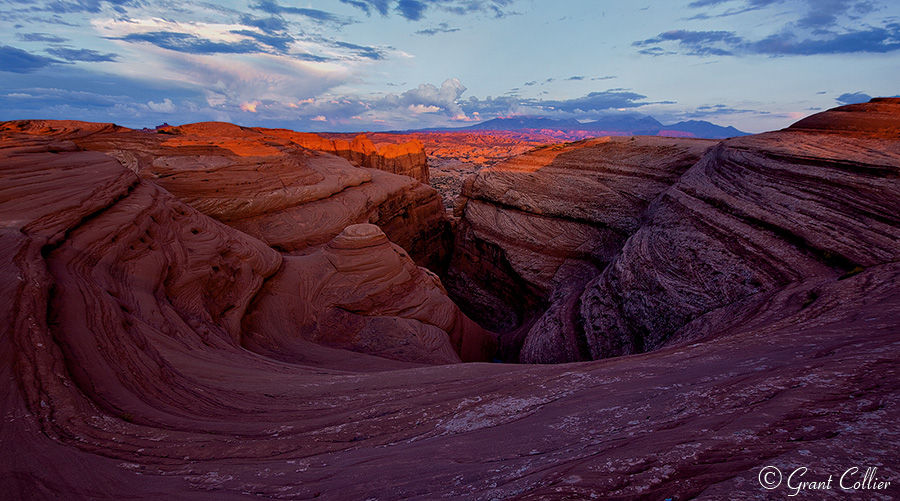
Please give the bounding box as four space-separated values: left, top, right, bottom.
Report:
1 99 899 499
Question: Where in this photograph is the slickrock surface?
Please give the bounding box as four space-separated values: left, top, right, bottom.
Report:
2 101 900 500
2 138 898 497
0 120 450 270
445 136 716 354
243 223 495 364
0 100 900 500
577 99 900 361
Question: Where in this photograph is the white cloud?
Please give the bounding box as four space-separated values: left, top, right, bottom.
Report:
241 100 261 112
146 98 175 113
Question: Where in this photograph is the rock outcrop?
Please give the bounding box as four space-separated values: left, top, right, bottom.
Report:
262 128 431 183
0 120 451 270
577 98 900 360
445 136 716 359
244 223 496 364
2 103 900 500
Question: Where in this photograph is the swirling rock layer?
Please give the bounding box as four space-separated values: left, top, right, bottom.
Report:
446 136 716 358
579 99 900 360
0 120 450 270
243 223 496 364
2 102 900 500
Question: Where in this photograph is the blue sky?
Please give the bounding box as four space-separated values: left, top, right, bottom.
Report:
0 0 898 132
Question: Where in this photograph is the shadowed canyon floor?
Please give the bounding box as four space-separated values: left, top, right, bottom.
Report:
2 100 900 499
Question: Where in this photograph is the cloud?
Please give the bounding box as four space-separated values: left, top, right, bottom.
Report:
399 78 468 117
147 98 176 113
416 22 460 35
240 100 261 112
239 15 290 34
0 44 59 73
534 90 652 113
637 23 900 56
397 0 428 20
23 0 143 15
338 0 391 16
634 30 744 56
661 1 900 56
337 0 517 20
453 89 655 119
112 31 265 55
45 47 119 62
836 92 872 104
99 16 385 63
16 33 69 43
249 0 354 26
229 30 295 52
687 0 781 9
331 41 386 60
750 26 900 54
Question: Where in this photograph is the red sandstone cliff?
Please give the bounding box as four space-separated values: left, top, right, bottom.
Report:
0 120 450 270
261 128 430 183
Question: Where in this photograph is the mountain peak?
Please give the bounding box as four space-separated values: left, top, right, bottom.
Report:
458 114 747 139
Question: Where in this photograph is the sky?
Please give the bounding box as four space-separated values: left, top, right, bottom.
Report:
0 0 898 133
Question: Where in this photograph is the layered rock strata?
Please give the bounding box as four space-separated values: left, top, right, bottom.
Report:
0 120 450 270
244 223 495 364
446 136 716 358
576 99 900 361
1 103 900 499
261 128 430 183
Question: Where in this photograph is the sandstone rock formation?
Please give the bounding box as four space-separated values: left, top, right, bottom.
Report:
446 99 900 364
261 129 431 183
244 223 495 364
0 120 450 270
328 130 587 214
445 136 717 359
2 102 900 499
577 98 900 360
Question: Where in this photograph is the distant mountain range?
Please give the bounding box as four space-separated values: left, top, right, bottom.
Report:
420 115 749 139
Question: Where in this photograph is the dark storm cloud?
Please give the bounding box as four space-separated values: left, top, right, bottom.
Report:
0 44 59 73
